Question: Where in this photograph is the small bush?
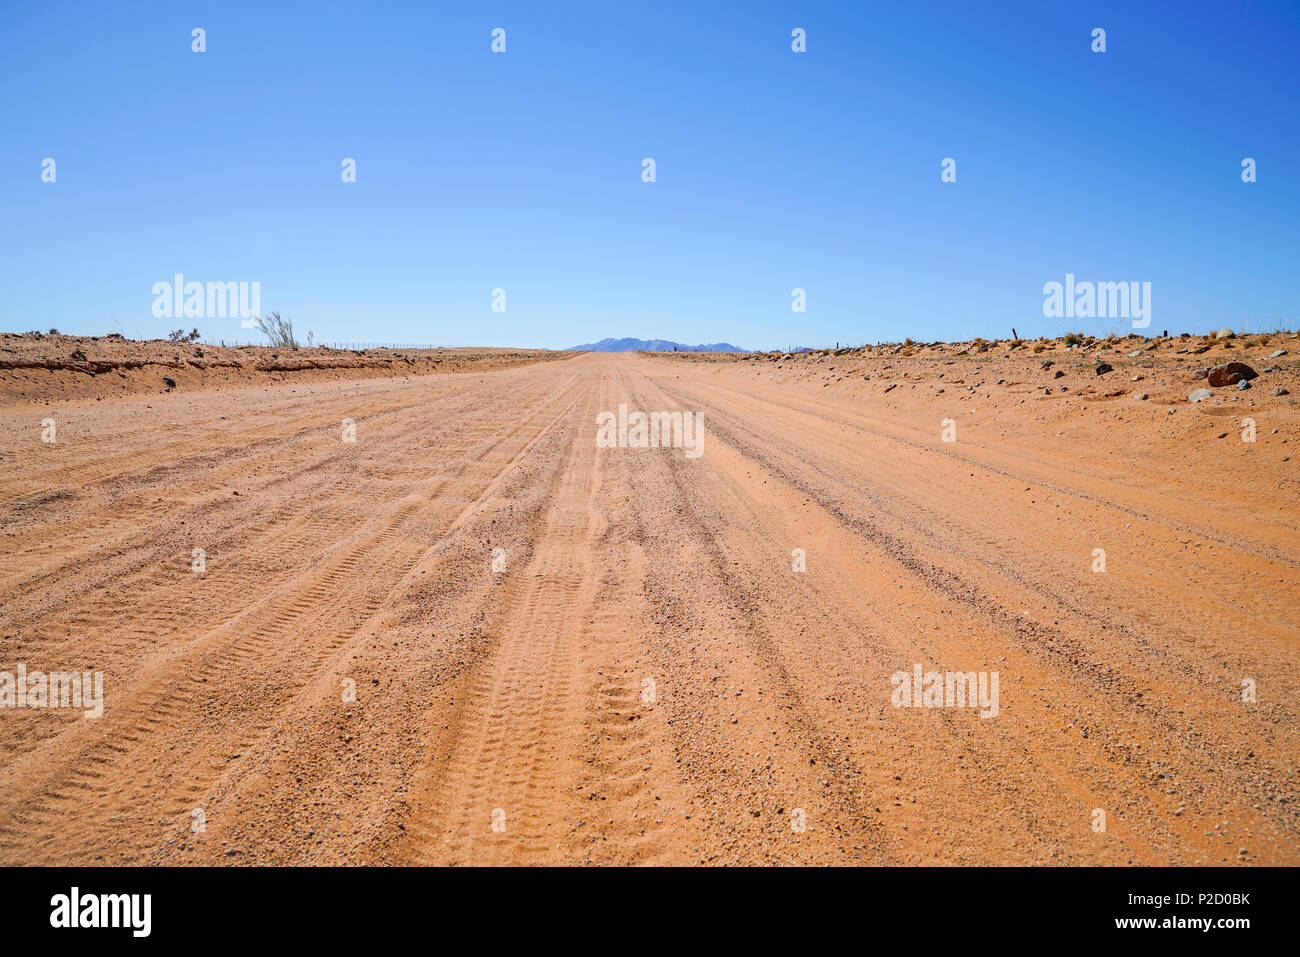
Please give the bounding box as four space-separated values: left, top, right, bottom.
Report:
168 328 201 343
255 312 299 349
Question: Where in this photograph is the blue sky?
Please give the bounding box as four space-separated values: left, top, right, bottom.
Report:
1 1 1296 350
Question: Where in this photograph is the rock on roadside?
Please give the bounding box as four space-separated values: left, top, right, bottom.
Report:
1206 362 1257 388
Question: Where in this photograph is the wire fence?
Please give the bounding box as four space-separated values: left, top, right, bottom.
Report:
319 342 450 351
199 338 451 351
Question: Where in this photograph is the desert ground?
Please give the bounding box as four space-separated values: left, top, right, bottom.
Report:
0 332 1296 865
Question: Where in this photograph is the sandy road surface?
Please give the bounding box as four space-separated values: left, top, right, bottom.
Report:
0 350 1296 865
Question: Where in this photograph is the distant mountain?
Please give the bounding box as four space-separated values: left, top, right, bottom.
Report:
570 337 748 353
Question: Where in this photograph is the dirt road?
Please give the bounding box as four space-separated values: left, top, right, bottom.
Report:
1 349 1296 865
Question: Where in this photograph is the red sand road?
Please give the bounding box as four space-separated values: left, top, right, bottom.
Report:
0 336 1296 864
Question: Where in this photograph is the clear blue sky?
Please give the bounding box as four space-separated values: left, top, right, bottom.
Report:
2 1 1296 350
